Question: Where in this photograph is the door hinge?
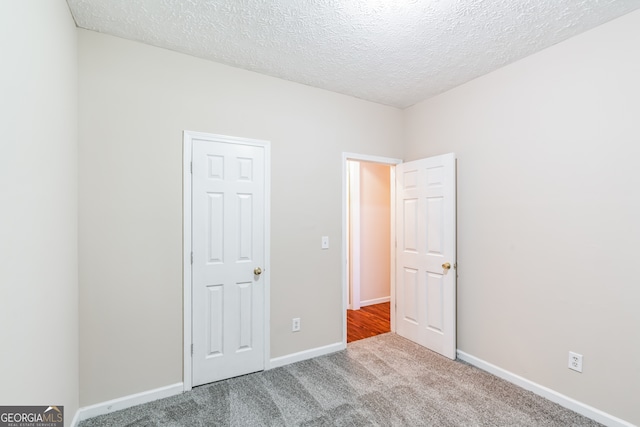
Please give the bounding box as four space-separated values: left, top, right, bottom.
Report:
191 344 194 355
191 252 193 264
190 161 192 173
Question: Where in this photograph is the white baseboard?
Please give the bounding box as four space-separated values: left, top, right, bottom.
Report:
360 296 390 307
77 382 183 422
457 351 634 427
76 343 344 423
269 341 345 369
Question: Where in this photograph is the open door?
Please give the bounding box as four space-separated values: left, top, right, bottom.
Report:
395 153 456 359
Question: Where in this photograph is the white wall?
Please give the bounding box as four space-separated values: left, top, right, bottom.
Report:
0 2 79 426
77 29 403 405
404 10 640 425
359 162 391 304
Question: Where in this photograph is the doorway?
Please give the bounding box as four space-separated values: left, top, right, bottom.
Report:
342 153 402 344
342 152 457 359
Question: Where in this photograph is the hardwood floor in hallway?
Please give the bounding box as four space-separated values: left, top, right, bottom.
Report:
347 302 390 343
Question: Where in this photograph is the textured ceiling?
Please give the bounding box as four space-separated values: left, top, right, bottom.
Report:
67 0 640 108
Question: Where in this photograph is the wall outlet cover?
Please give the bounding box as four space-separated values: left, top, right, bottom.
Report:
568 351 583 373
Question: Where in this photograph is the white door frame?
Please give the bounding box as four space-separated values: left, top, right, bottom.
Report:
341 153 402 345
347 160 361 310
183 130 271 391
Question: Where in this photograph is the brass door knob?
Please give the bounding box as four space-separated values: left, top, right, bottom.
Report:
442 262 451 270
254 267 262 276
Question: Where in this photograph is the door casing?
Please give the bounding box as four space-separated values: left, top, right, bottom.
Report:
347 160 360 310
183 131 271 391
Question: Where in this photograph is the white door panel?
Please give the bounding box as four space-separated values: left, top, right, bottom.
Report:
396 153 456 359
192 137 266 386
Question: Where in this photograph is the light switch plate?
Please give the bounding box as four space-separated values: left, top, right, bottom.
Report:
321 236 329 249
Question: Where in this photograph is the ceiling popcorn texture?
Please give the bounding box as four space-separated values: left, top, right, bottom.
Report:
67 0 640 108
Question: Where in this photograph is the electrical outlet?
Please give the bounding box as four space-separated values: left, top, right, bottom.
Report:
292 318 301 332
568 351 583 372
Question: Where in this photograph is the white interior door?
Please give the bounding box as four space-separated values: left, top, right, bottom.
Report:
191 136 267 386
396 153 456 359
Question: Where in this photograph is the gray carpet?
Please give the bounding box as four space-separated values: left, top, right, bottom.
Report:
79 333 601 426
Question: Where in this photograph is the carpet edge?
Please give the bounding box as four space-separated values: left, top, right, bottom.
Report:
457 350 633 427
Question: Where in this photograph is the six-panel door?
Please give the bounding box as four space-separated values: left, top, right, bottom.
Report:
192 138 265 386
396 153 456 360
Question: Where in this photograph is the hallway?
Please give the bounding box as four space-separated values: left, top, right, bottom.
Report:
346 302 390 343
